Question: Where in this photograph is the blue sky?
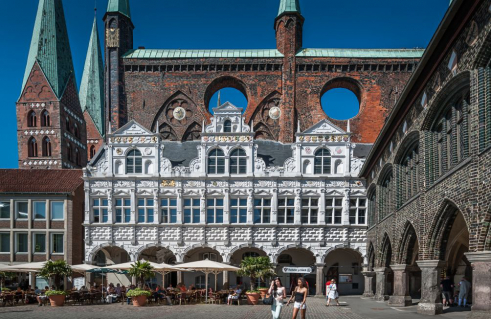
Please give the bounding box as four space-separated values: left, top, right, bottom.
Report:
0 0 449 168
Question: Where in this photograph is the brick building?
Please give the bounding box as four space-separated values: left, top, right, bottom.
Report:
0 170 85 286
359 0 491 317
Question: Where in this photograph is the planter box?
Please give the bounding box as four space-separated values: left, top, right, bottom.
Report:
246 292 260 305
49 295 66 307
132 295 147 307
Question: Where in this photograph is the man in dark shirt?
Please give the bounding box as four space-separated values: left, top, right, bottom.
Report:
440 276 454 307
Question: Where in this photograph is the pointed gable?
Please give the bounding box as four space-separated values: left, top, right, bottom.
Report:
112 120 154 136
107 0 131 19
22 0 76 99
212 101 243 114
277 0 302 17
80 17 105 136
302 119 346 135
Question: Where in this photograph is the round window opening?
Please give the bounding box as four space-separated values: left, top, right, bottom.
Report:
209 88 247 114
321 88 360 120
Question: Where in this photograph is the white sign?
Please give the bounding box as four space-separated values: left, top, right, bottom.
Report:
73 277 85 290
282 267 313 274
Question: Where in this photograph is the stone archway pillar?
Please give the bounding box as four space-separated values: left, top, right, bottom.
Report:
465 251 491 318
361 271 375 297
388 264 412 306
416 260 445 315
374 267 389 301
315 263 325 296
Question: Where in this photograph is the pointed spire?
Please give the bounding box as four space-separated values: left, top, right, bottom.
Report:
217 90 221 107
107 0 131 19
80 16 105 136
155 121 159 134
22 0 76 99
297 120 301 133
202 121 205 133
347 120 351 133
277 0 301 17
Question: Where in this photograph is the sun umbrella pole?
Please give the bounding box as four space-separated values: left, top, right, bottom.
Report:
205 271 208 303
214 272 217 292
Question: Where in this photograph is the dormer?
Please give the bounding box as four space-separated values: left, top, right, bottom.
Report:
205 101 252 134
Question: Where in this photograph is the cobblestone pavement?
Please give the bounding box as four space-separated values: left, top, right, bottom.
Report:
0 296 471 319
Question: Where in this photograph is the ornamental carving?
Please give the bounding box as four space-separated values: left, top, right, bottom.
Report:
251 95 282 141
91 181 111 188
284 157 296 172
106 28 120 47
137 181 156 188
114 181 135 188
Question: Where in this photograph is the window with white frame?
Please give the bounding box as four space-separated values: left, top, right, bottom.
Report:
203 252 218 261
184 198 200 224
51 201 64 220
0 233 10 253
15 201 28 220
126 149 143 174
349 198 367 225
92 199 108 223
206 198 224 224
33 233 46 253
16 233 28 253
208 149 225 174
33 201 46 219
278 198 295 224
326 197 343 224
231 198 247 223
254 198 271 224
161 198 177 224
301 198 318 224
137 198 154 223
0 201 10 219
314 148 332 174
230 149 247 174
51 233 64 254
115 198 131 223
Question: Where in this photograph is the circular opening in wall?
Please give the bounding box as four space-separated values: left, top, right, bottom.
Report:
209 88 247 114
321 88 360 120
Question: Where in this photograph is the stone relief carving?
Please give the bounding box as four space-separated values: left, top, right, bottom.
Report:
284 157 296 172
189 158 200 172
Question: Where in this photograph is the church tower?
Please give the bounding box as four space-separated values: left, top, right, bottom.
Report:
80 15 105 161
17 0 87 169
104 0 134 134
275 0 304 142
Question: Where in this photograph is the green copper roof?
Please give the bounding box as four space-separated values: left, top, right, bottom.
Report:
22 0 76 99
122 48 425 59
107 0 131 19
277 0 301 17
123 49 284 59
80 18 105 136
296 48 425 58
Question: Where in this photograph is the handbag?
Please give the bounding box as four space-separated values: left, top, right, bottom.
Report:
263 293 274 305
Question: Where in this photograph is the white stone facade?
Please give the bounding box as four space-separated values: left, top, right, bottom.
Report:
83 102 368 294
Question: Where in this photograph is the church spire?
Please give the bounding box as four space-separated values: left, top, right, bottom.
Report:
21 0 76 99
107 0 131 19
80 17 105 136
277 0 302 18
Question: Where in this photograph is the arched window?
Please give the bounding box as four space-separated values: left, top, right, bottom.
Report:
41 110 50 127
28 111 37 127
67 143 72 162
126 149 142 174
74 124 79 138
398 143 420 206
314 148 331 174
90 145 96 159
223 120 232 133
28 137 38 157
229 148 247 174
42 137 52 157
75 148 80 166
378 169 393 220
208 149 225 174
430 91 469 182
65 118 70 131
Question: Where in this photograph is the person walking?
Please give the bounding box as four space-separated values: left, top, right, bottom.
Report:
286 277 308 319
269 277 286 319
458 277 471 308
440 276 454 307
326 278 340 306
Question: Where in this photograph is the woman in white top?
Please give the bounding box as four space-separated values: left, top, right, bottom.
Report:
326 278 340 306
268 277 286 319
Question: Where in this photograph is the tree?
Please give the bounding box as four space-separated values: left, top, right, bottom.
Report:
127 261 155 288
39 260 72 289
237 256 275 292
0 272 15 290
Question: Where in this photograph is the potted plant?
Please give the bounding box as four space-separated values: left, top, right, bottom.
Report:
238 256 276 305
126 288 152 307
39 260 72 306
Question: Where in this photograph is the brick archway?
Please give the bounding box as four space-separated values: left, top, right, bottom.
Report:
204 76 249 114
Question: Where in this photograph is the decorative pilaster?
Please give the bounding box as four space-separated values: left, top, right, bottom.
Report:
416 260 445 315
341 188 350 225
388 264 412 306
223 189 230 224
153 189 159 224
107 190 113 224
271 189 278 224
294 189 301 225
130 189 136 223
318 189 326 225
200 189 206 224
176 189 183 224
247 189 254 224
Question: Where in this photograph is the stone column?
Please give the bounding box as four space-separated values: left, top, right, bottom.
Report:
362 271 375 297
223 270 229 290
388 264 412 306
315 263 325 296
374 267 389 301
465 251 491 318
416 260 445 315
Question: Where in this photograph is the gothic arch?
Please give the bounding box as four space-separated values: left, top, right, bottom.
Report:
249 91 282 141
182 122 202 141
427 198 469 260
379 233 393 268
367 242 376 271
204 76 249 113
393 131 420 164
397 221 419 265
473 26 491 68
482 203 491 251
420 71 470 131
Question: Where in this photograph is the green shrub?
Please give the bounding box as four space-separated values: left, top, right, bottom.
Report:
126 288 151 298
45 290 67 296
